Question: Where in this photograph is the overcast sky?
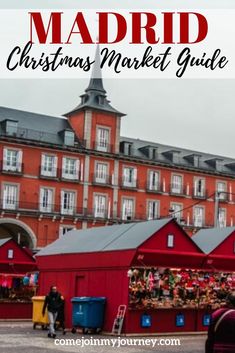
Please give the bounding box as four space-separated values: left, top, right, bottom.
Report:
0 1 235 158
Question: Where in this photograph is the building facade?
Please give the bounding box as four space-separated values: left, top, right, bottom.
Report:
1 57 235 250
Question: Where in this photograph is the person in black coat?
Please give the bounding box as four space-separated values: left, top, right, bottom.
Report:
42 285 63 338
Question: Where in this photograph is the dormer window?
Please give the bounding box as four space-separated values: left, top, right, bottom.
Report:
64 130 75 146
206 158 223 172
162 150 180 164
98 96 105 105
184 154 201 168
120 141 132 156
6 120 18 136
139 145 158 160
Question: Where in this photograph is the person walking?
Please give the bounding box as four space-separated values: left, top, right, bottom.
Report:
42 285 63 338
205 292 235 353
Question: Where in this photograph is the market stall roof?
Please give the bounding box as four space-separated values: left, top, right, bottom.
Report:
37 218 171 256
192 227 235 254
0 237 37 273
0 238 11 246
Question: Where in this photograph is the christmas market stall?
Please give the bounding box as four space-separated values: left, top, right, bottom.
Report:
37 218 222 334
0 238 38 319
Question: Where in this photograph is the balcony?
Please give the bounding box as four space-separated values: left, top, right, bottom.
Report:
0 161 24 175
217 192 229 203
92 141 114 153
39 166 58 180
169 184 187 197
61 169 80 183
192 188 208 200
92 174 112 186
120 178 138 190
146 181 163 193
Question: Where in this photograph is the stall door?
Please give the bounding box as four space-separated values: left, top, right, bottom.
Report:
75 275 88 297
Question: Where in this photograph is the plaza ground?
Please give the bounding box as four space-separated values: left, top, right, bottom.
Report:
0 322 207 353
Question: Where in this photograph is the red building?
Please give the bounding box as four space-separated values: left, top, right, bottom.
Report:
1 49 235 250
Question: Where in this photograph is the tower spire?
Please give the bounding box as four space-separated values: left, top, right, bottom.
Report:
85 45 106 94
64 44 125 117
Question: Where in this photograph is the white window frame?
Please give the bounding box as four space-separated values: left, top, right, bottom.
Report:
218 208 227 228
2 183 18 210
148 170 160 191
95 162 108 184
3 148 22 172
96 126 110 152
122 198 135 220
41 154 58 177
61 190 76 215
147 200 159 220
123 166 137 188
193 206 205 227
217 181 227 201
167 234 174 248
94 194 107 218
39 187 54 213
171 174 183 194
194 177 205 197
170 202 182 222
62 157 80 180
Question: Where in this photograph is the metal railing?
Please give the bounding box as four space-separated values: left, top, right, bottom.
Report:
169 184 187 196
0 161 24 174
92 173 112 186
192 188 208 200
146 181 163 193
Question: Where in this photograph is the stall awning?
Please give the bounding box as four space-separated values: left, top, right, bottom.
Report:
132 248 206 268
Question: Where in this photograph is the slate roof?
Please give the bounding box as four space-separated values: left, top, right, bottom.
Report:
120 136 235 176
37 218 171 256
0 106 70 145
0 238 11 247
192 227 235 254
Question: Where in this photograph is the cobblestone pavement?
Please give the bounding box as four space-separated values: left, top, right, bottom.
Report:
0 322 207 353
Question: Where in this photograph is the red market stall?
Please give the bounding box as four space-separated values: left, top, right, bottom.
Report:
37 218 223 334
0 238 38 319
193 227 235 271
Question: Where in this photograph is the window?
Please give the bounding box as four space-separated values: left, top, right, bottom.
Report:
40 188 53 213
122 198 134 220
41 154 57 177
62 157 79 180
170 203 182 222
171 175 183 194
7 249 14 259
94 195 107 218
194 178 205 198
64 130 75 146
3 148 22 172
167 235 174 248
147 200 159 220
218 208 226 228
61 190 76 215
123 167 137 188
193 155 200 168
6 120 18 135
95 163 108 184
217 181 227 201
193 206 204 227
2 184 18 210
97 127 110 152
148 171 160 191
59 226 75 238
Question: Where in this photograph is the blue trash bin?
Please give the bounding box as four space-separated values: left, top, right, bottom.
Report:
71 297 106 334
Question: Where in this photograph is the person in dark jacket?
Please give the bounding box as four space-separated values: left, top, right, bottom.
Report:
205 292 235 353
42 286 63 338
